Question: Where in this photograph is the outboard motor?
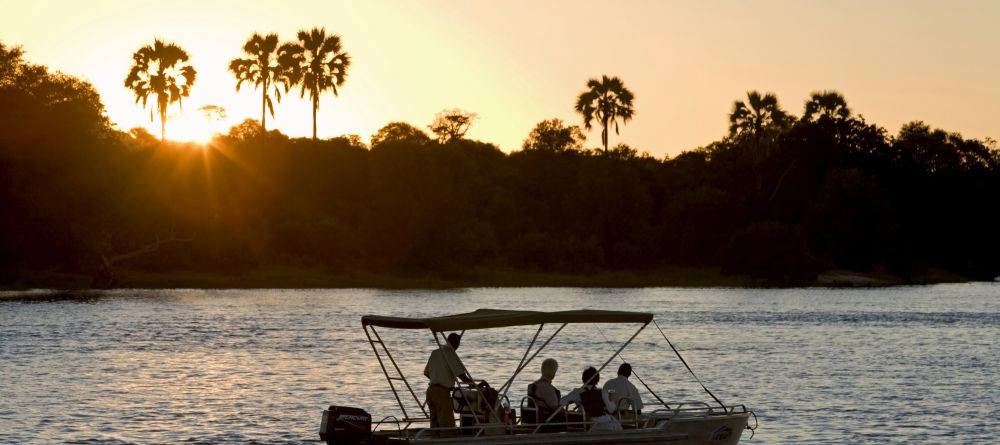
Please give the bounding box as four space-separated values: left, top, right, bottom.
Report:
319 405 371 445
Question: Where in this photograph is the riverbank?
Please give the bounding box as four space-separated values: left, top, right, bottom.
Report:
0 265 978 292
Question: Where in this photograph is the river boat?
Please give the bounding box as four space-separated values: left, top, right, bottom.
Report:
320 309 756 445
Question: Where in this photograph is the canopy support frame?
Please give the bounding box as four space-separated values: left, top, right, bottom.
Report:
497 323 568 399
364 324 428 422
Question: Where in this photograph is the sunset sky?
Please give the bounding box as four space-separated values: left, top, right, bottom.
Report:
2 0 998 157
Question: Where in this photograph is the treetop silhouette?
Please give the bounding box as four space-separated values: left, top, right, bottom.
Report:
522 118 585 153
803 90 851 122
229 33 297 131
124 38 197 141
728 91 791 138
280 27 351 140
429 108 477 144
575 75 635 154
371 121 432 148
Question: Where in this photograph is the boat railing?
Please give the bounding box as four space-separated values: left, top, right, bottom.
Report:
724 404 749 415
372 415 406 437
410 423 511 439
517 395 541 424
647 401 749 420
409 418 637 440
614 397 642 429
375 400 750 429
374 408 666 440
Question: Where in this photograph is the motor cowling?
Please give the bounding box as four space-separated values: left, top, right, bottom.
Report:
319 405 371 445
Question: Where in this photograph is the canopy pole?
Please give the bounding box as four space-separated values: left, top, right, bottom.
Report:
653 320 726 410
596 325 671 410
497 323 567 399
592 321 649 383
498 324 543 397
365 325 427 419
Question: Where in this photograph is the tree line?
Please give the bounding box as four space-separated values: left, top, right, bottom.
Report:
2 40 998 287
125 31 639 150
126 28 350 141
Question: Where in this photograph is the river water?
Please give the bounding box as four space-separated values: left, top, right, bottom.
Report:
1 284 997 444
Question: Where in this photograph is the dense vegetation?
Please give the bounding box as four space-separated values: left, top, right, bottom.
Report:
2 42 998 288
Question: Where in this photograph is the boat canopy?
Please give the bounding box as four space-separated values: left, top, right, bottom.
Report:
361 308 653 331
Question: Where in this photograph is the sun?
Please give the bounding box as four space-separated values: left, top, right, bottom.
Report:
169 105 231 144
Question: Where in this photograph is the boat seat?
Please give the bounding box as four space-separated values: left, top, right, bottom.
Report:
519 396 569 432
562 401 589 432
522 382 562 424
452 387 485 414
519 395 540 424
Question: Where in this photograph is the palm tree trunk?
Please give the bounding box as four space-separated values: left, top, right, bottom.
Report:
312 94 318 140
753 131 762 196
261 77 267 130
160 110 166 142
601 117 609 153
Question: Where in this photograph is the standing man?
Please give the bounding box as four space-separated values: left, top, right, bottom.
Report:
603 363 644 414
424 333 472 436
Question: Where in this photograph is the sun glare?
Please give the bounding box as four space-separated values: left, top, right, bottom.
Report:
168 106 230 144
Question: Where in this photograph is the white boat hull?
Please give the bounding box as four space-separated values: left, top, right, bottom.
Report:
661 412 750 445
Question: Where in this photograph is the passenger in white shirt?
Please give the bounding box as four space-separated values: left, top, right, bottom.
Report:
603 363 644 414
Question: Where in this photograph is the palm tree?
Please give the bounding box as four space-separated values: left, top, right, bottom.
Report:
574 75 635 154
729 91 791 196
229 33 297 131
124 38 197 141
282 27 351 140
803 90 851 122
728 91 790 139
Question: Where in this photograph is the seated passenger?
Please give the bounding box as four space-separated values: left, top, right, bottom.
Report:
560 367 622 432
603 363 643 414
528 358 562 421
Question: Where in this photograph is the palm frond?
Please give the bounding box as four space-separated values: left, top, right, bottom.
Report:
265 95 275 118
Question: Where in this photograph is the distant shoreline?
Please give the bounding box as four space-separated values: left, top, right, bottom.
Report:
0 266 977 293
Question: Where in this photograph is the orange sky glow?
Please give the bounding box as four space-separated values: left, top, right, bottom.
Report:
2 0 998 157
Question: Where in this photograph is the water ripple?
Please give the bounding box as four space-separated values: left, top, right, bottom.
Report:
1 284 998 444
